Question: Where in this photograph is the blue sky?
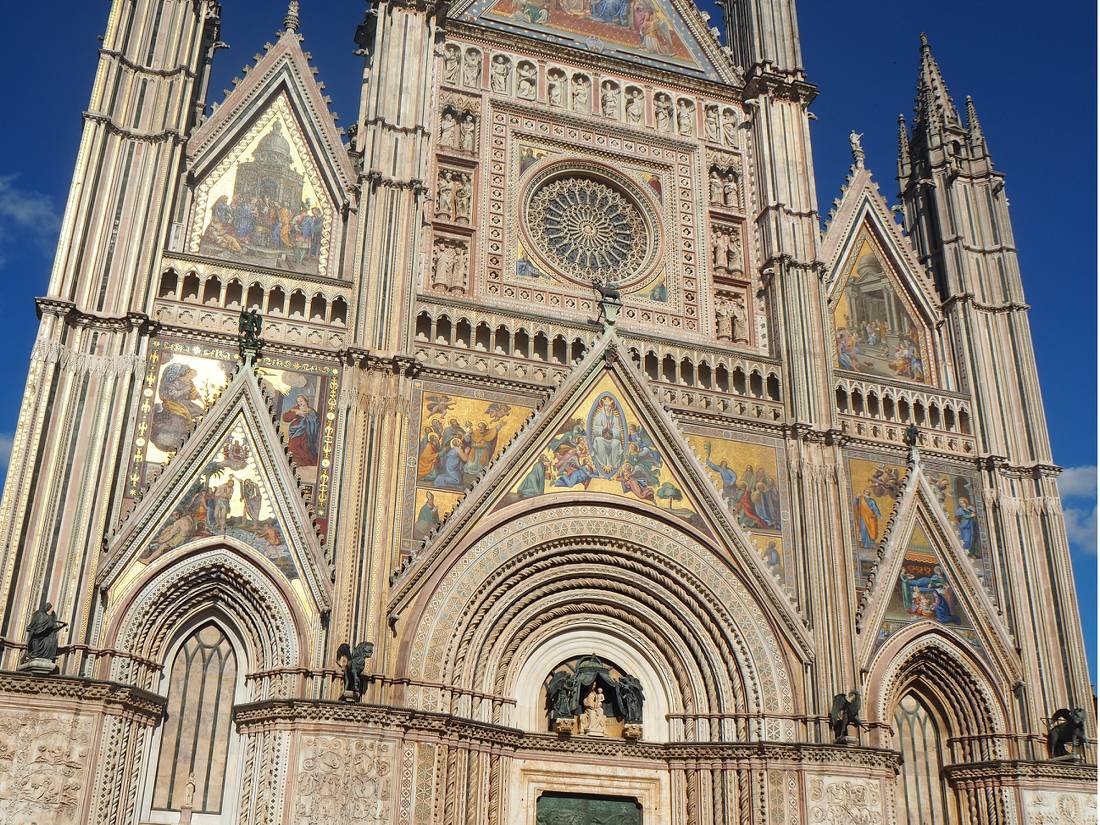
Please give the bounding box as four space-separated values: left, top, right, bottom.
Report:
0 2 1093 678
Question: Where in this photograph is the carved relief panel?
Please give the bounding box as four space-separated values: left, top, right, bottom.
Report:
0 710 94 825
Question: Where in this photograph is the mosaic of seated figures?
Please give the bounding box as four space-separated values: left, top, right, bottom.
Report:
498 376 705 532
413 391 535 538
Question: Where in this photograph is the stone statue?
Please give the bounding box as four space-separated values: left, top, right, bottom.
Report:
337 641 374 701
714 298 734 342
829 690 862 742
712 227 730 272
547 72 564 107
581 686 607 736
625 89 644 125
704 106 720 142
849 129 865 168
432 242 455 292
677 98 695 136
1048 708 1087 759
601 84 619 118
617 674 644 724
438 110 457 148
490 55 511 93
442 45 460 86
453 174 472 222
436 171 454 219
22 602 66 669
654 95 672 132
239 308 262 351
461 49 481 87
517 62 537 99
722 109 738 146
723 172 739 208
708 169 723 205
450 245 469 294
460 113 476 151
572 76 590 112
730 295 748 343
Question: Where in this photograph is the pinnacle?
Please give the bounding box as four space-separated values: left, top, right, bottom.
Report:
913 32 960 134
284 0 301 34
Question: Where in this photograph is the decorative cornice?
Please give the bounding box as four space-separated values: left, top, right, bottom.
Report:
943 759 1096 785
82 111 185 145
234 698 900 769
0 671 165 724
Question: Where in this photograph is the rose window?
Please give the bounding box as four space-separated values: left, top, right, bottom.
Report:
524 174 655 286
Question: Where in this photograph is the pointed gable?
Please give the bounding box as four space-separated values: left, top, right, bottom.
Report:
183 24 355 279
392 332 813 658
822 166 943 387
856 463 1019 680
495 371 708 533
101 364 332 615
453 0 733 82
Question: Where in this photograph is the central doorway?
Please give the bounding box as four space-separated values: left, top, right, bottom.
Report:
536 791 642 825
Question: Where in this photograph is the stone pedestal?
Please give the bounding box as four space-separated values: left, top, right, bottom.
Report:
622 723 643 741
17 658 57 675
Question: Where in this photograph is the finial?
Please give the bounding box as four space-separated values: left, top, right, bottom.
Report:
965 95 984 139
919 32 929 48
848 130 865 169
284 0 300 33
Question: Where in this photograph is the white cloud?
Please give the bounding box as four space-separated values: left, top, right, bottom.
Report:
1064 504 1097 554
0 175 60 267
1059 465 1097 499
1059 466 1097 555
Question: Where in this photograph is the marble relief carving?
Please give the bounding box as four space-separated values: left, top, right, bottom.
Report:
715 290 749 344
807 776 884 825
710 222 743 278
0 711 93 825
435 170 473 224
294 736 394 825
430 237 469 295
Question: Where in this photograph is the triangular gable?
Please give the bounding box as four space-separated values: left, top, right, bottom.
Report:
183 27 354 279
493 371 710 532
451 0 734 83
390 331 813 657
99 363 332 615
856 464 1018 680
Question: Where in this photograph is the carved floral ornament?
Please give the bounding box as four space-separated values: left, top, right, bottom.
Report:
521 165 660 289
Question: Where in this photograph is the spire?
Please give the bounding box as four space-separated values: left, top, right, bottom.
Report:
914 33 960 135
897 113 911 177
283 0 300 34
965 95 984 140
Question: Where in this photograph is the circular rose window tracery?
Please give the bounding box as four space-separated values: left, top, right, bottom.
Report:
522 167 659 289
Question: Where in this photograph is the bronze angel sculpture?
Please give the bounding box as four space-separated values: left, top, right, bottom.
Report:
829 690 862 742
336 641 374 702
1048 708 1087 758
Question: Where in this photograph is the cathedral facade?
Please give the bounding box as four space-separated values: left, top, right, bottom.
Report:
0 0 1093 823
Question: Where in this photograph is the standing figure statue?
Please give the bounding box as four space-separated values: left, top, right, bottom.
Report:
239 308 263 352
336 641 375 702
829 690 862 743
581 686 607 736
22 602 67 671
617 674 644 724
1048 708 1087 759
849 129 866 168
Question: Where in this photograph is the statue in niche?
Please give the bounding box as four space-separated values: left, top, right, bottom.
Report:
715 294 747 344
654 95 672 132
704 107 720 142
442 45 460 85
618 674 644 724
460 113 476 151
711 226 730 272
708 168 723 205
581 686 607 736
677 99 695 136
431 242 455 292
453 174 472 222
723 171 739 208
436 171 454 220
337 641 375 701
625 89 644 125
572 76 590 112
547 72 564 107
722 109 739 146
20 602 66 671
517 63 537 99
462 50 481 87
1048 708 1087 759
439 110 457 148
829 690 862 743
490 55 511 93
601 84 619 118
